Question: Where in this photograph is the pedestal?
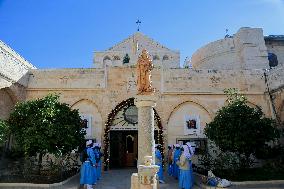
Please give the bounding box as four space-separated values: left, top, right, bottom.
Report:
131 156 159 189
135 95 158 166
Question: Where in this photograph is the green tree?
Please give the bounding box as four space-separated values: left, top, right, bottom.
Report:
204 88 279 168
7 94 86 172
0 119 8 144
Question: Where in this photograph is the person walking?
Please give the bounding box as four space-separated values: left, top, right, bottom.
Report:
91 143 98 184
186 142 195 187
80 140 97 189
173 144 182 179
177 145 193 189
94 143 103 180
155 144 165 183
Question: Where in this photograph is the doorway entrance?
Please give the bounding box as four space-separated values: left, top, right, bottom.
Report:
110 130 138 168
103 98 164 170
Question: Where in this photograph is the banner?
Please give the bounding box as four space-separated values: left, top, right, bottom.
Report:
184 115 201 135
81 114 93 139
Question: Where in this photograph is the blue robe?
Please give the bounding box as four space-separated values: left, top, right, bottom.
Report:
179 169 192 189
80 147 97 185
92 148 98 182
173 148 181 179
155 149 164 181
167 163 173 176
189 161 193 187
95 149 102 180
179 154 193 189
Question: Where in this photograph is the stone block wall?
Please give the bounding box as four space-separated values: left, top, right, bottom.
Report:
93 32 180 69
25 66 273 146
0 40 35 88
191 27 269 70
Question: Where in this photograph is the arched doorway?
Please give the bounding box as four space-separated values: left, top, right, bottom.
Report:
103 98 164 170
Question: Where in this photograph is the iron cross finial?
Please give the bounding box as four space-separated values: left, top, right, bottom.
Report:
136 19 141 31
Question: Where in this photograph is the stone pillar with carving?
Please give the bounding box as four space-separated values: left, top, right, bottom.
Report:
131 156 159 189
135 95 157 165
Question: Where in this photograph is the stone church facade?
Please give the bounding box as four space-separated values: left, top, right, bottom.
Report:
1 27 283 167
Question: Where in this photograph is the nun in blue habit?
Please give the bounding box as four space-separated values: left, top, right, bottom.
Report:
94 142 103 180
80 140 97 189
173 144 182 179
177 145 193 189
155 144 165 183
186 142 195 187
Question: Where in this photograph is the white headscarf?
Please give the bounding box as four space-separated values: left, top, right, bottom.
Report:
175 144 180 148
186 142 195 155
155 144 161 148
182 145 192 159
86 140 92 146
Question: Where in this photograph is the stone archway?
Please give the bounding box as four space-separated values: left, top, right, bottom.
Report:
71 99 103 142
167 101 212 145
0 88 16 120
103 98 164 170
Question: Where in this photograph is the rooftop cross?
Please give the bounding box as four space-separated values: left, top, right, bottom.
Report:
136 19 141 31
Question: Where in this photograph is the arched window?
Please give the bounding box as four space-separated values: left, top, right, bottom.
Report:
268 53 278 68
153 55 160 60
162 55 169 61
113 55 120 60
103 56 111 61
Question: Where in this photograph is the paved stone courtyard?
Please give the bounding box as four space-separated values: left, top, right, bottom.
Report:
59 168 284 189
63 168 200 189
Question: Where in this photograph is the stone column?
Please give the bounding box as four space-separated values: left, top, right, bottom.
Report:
135 95 157 166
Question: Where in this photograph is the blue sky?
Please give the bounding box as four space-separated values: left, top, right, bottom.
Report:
0 0 284 68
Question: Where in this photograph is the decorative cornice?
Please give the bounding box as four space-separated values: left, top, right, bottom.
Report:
0 40 36 69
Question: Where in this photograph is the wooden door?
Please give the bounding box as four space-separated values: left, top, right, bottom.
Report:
124 132 138 167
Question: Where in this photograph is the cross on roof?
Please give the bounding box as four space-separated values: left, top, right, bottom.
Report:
136 19 141 31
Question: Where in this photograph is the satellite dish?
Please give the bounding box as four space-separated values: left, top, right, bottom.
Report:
268 53 278 68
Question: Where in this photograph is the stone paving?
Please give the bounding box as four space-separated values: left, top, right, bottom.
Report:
59 168 284 189
65 168 200 189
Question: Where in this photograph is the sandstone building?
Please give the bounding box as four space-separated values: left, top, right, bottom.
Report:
0 27 283 168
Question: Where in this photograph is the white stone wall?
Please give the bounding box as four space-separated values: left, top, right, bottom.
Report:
266 40 284 67
71 99 103 143
28 68 106 89
0 40 36 88
93 32 180 68
267 67 284 91
162 69 266 94
191 27 269 70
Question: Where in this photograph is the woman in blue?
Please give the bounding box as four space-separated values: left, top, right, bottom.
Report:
91 143 98 183
80 140 97 189
94 143 103 180
186 142 195 188
177 145 193 189
173 144 182 179
155 144 165 183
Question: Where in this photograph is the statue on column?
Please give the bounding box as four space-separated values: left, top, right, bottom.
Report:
137 49 155 95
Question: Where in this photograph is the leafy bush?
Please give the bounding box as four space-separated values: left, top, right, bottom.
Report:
7 94 86 173
204 88 279 168
0 119 8 144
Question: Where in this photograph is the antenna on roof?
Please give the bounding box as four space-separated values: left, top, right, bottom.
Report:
136 19 142 31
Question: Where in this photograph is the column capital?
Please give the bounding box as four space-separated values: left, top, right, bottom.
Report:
135 95 158 108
